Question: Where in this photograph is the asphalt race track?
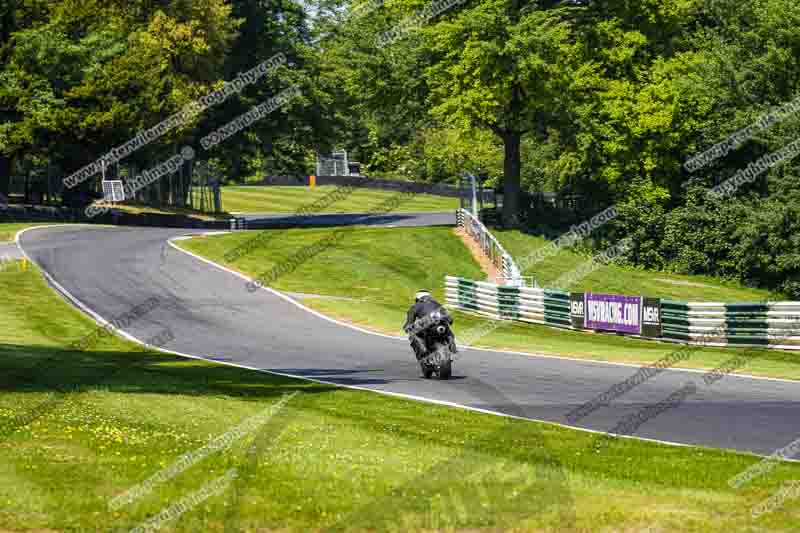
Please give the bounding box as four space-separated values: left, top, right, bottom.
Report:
18 224 800 456
239 211 456 229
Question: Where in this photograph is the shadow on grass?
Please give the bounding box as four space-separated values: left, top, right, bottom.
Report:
0 342 338 399
266 367 398 386
0 342 345 442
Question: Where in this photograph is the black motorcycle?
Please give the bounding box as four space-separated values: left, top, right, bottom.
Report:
415 310 457 380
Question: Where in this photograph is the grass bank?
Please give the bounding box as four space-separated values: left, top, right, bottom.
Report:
0 222 56 243
2 261 800 531
493 229 775 302
221 185 459 214
179 226 800 381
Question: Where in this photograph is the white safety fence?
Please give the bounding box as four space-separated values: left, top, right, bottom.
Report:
456 208 527 287
445 276 570 326
446 275 800 350
660 300 800 348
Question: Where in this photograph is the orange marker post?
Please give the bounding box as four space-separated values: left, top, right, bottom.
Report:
309 175 316 188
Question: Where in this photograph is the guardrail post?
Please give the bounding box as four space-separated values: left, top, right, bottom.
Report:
229 217 247 230
458 207 526 287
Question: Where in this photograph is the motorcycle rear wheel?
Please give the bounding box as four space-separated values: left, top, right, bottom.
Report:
438 360 452 380
432 343 453 380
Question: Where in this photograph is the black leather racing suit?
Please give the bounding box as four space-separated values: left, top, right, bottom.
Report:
403 297 454 360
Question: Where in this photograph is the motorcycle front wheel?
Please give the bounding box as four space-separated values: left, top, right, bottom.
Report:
420 360 434 379
432 343 453 380
437 359 452 380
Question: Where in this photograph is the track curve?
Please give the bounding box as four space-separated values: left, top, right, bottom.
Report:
239 211 456 229
18 225 800 456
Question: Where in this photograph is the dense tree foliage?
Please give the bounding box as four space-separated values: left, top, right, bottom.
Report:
1 0 798 294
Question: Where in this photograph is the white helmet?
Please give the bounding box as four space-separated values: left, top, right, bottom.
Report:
415 289 431 302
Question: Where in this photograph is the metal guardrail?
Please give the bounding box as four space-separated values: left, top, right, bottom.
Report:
496 275 538 288
445 275 800 350
445 275 570 324
456 208 526 286
660 300 800 348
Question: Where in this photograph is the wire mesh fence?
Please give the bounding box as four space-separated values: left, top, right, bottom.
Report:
315 150 352 176
5 156 223 214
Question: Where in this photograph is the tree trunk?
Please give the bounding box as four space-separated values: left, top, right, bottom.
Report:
0 155 10 197
502 131 521 227
231 148 243 184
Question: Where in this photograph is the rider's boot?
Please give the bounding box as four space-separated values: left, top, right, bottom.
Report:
411 336 426 360
448 337 458 353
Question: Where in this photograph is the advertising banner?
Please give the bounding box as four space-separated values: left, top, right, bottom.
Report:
641 297 662 338
570 292 585 329
584 293 643 335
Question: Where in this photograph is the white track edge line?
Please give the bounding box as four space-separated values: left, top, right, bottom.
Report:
169 234 800 387
13 225 796 459
167 238 404 341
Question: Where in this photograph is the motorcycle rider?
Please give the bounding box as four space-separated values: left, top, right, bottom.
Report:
403 289 456 360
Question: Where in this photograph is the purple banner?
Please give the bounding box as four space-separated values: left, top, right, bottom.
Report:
584 293 642 335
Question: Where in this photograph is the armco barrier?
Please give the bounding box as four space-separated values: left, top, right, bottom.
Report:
446 276 800 351
445 276 571 327
456 209 525 286
661 300 800 348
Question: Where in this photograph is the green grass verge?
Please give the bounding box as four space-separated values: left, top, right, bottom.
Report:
0 222 55 243
2 261 800 531
181 226 485 333
493 229 775 302
220 185 459 214
178 226 800 381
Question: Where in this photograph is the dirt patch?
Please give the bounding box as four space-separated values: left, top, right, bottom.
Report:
454 227 502 283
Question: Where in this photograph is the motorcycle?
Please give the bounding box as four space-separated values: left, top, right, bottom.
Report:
413 309 457 380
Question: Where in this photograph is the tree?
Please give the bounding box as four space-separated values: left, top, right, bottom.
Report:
424 0 579 225
198 0 318 181
0 0 240 204
314 0 439 176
